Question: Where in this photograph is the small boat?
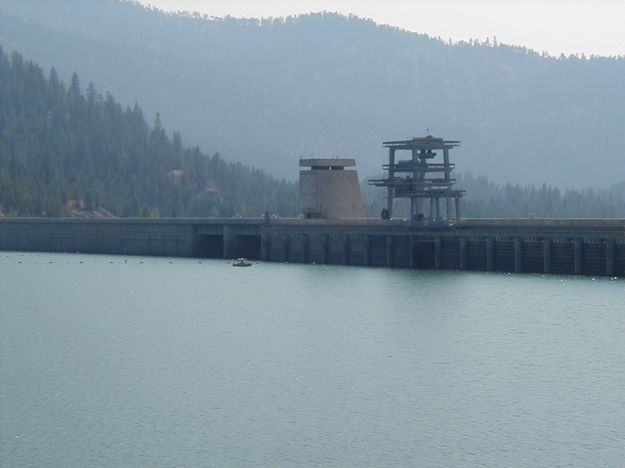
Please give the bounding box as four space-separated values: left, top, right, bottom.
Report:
232 257 252 267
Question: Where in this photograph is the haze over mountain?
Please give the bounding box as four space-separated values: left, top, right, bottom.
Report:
4 42 623 219
1 0 624 189
140 0 625 57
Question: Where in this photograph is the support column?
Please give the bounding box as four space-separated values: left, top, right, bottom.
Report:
486 237 494 272
514 237 522 273
414 148 423 218
411 147 417 220
574 238 583 275
387 148 395 218
543 238 552 274
435 197 440 220
459 237 467 270
443 146 451 221
455 196 461 222
386 235 393 267
434 236 441 269
303 234 309 264
429 198 435 219
606 238 615 276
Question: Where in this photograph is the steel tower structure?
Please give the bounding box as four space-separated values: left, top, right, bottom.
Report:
369 135 465 222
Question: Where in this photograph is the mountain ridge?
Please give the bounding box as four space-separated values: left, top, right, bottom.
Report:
1 0 624 188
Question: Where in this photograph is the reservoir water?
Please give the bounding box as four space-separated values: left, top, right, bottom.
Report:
1 252 624 466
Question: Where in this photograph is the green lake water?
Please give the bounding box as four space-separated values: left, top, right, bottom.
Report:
1 252 624 466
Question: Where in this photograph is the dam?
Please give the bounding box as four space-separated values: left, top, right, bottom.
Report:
2 134 623 277
1 217 624 277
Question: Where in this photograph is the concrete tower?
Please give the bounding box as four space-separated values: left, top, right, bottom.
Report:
299 158 365 219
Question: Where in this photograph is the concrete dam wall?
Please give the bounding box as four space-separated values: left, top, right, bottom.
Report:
1 218 625 277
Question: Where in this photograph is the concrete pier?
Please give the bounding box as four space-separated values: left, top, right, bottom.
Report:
486 238 495 272
514 237 522 273
607 238 616 276
434 237 442 269
574 238 583 275
1 217 625 277
386 235 393 267
543 238 552 274
459 237 467 270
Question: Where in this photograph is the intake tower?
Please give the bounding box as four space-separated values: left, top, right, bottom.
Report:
369 135 465 222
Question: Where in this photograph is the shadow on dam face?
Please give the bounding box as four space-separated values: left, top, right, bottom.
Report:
195 235 224 258
194 234 261 259
232 235 261 260
413 239 435 269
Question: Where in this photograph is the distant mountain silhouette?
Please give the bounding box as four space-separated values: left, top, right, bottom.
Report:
1 0 624 188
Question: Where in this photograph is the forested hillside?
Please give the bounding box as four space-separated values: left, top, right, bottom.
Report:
0 47 298 217
363 173 625 219
1 0 624 187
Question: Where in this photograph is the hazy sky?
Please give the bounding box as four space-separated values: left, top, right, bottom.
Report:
137 0 624 57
